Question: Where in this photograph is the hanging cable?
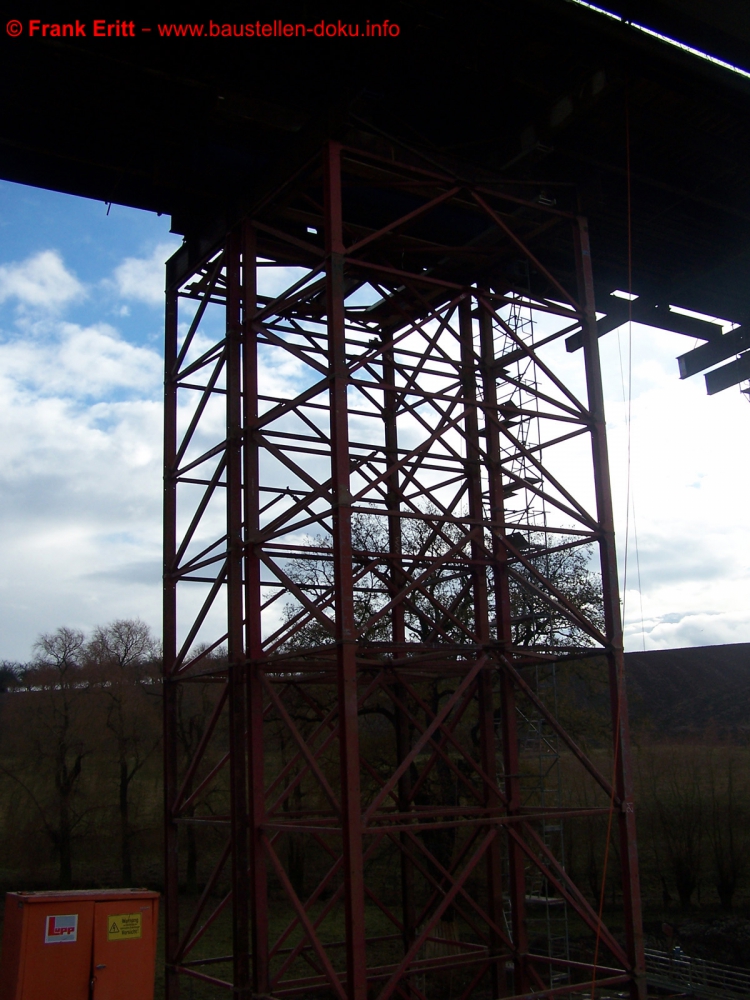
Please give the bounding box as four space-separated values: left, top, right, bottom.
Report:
633 500 646 651
591 86 635 1000
614 86 646 651
621 93 634 623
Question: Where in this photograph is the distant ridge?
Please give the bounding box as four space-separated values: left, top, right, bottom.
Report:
625 643 750 740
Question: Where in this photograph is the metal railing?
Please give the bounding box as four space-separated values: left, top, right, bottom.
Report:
645 947 750 999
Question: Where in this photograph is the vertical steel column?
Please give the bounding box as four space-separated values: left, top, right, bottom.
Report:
243 222 270 994
383 330 416 954
478 301 528 993
226 228 251 995
460 296 506 997
575 216 646 1000
163 283 180 1000
324 141 368 1000
383 337 406 653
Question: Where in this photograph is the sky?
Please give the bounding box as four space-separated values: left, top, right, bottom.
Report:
0 178 748 660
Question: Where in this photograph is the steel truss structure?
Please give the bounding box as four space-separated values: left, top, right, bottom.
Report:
163 138 645 1000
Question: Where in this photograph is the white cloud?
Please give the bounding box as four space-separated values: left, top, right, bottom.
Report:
1 320 161 398
625 610 750 650
0 315 164 658
0 250 85 309
596 324 750 650
113 242 177 306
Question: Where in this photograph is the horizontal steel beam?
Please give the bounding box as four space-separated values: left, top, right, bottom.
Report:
677 325 750 378
705 350 750 394
566 297 724 352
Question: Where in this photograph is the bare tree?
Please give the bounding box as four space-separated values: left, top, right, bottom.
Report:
0 661 22 692
277 513 605 933
86 619 160 884
0 627 91 887
706 752 747 910
508 536 605 649
653 749 705 910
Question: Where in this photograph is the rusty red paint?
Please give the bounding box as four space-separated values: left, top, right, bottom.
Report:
163 139 644 1000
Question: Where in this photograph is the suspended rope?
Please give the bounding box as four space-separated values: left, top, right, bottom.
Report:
591 86 636 1000
617 86 648 652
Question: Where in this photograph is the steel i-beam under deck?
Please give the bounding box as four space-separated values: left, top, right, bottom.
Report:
163 138 645 1000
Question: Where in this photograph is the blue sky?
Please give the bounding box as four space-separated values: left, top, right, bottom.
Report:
0 180 180 660
0 178 748 660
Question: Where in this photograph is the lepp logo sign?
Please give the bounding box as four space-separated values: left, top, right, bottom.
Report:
44 914 78 944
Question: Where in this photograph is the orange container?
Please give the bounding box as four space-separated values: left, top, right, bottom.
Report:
0 889 159 1000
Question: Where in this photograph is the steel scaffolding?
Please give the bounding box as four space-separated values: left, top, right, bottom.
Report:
163 138 645 1000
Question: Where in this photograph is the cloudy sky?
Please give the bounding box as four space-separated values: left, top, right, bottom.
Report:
0 178 748 660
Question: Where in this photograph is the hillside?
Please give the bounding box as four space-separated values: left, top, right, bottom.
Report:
625 643 750 741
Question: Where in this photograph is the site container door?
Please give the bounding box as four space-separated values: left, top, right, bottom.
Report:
0 897 95 1000
91 900 157 1000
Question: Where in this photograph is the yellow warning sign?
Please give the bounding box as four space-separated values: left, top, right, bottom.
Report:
107 913 142 941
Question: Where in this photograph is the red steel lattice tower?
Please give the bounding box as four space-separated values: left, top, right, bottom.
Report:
163 137 645 1000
